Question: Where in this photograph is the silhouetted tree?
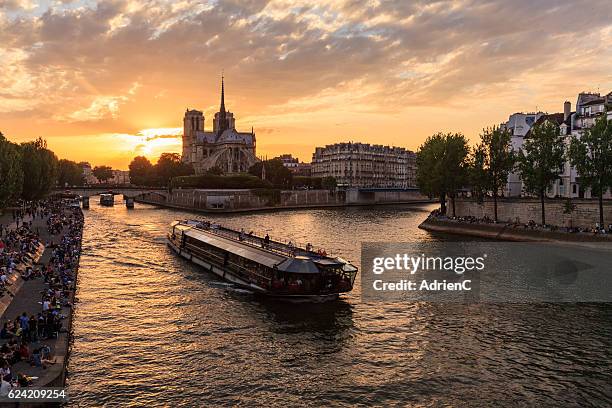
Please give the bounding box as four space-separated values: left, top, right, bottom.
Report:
205 166 224 176
468 143 488 204
20 138 58 200
93 165 114 184
57 159 85 187
568 115 612 227
417 132 469 215
154 153 194 186
517 120 565 225
479 126 515 221
0 132 24 207
321 176 337 190
249 159 292 189
129 156 155 186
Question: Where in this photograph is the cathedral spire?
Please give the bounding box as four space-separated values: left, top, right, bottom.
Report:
216 73 229 139
220 74 226 114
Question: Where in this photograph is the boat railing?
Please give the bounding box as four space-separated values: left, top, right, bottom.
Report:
198 224 332 259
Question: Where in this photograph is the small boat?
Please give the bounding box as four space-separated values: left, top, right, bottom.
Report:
167 220 358 301
66 197 81 208
100 193 114 206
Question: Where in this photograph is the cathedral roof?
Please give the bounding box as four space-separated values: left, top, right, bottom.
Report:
194 129 254 146
217 129 254 144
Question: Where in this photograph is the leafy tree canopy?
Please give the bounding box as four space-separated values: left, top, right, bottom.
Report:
93 165 114 183
249 159 292 189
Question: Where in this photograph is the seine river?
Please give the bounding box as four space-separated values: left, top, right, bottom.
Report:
66 202 611 407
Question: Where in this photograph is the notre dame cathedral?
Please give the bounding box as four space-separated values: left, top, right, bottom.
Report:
181 77 259 174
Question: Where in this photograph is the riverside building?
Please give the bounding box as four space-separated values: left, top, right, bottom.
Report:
311 142 416 188
504 90 612 199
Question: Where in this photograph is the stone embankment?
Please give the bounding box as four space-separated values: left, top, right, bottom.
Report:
451 198 612 229
136 188 433 213
419 216 612 243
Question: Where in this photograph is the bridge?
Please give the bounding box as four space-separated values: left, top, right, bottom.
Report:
54 187 169 208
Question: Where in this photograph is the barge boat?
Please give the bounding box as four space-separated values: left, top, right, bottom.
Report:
99 193 114 206
167 220 358 301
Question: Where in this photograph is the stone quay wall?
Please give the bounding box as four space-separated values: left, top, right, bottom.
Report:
452 198 612 228
138 189 345 212
137 188 433 213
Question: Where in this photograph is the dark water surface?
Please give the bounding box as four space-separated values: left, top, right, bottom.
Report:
66 202 612 407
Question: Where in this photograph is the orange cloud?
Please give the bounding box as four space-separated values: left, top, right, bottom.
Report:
0 0 611 168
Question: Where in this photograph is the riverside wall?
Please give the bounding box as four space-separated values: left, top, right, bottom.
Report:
419 217 612 243
136 188 432 212
451 198 612 229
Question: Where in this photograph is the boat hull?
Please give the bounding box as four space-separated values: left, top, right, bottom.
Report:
167 239 340 302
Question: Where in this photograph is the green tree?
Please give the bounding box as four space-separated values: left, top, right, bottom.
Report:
568 115 612 228
417 132 469 215
321 176 337 190
20 138 58 200
93 165 114 184
468 143 488 204
517 120 565 225
205 166 224 176
57 159 84 187
0 132 24 208
480 126 515 221
249 159 292 189
154 153 194 186
129 156 154 186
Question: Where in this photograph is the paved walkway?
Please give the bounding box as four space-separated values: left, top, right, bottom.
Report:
0 209 74 386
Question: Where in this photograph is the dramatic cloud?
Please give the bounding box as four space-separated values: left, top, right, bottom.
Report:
1 0 611 167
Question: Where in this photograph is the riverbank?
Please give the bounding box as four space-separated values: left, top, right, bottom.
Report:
419 215 612 243
449 197 612 230
0 202 84 398
134 188 433 213
135 196 434 214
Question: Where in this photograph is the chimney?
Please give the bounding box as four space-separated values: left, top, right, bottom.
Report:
563 101 571 122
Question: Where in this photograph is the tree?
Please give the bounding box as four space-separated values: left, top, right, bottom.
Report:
93 165 114 184
568 115 612 228
416 132 469 215
468 143 488 204
0 132 24 208
155 153 194 186
57 159 84 187
205 166 224 176
20 138 58 200
517 120 565 225
129 156 154 186
248 159 292 189
321 176 337 190
480 126 515 221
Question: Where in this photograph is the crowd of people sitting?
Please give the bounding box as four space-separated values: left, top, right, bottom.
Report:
431 210 612 235
0 199 83 394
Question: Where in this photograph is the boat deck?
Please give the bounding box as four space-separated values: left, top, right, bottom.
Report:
193 223 329 260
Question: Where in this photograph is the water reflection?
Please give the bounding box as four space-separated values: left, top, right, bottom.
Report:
66 202 612 407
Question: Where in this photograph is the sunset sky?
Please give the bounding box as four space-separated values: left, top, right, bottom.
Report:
1 0 611 169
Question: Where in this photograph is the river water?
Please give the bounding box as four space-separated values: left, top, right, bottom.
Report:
66 202 611 407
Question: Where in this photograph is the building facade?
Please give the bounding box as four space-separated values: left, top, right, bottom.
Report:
504 91 612 198
80 162 98 185
502 112 544 196
182 77 259 174
276 154 312 176
110 170 131 185
311 142 416 188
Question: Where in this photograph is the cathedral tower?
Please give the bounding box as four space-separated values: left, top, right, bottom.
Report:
182 109 204 162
